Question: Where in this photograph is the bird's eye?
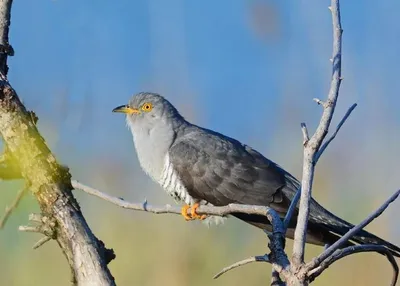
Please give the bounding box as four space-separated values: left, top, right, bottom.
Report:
141 102 153 112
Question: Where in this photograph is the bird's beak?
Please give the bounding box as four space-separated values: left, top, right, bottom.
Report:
112 105 140 114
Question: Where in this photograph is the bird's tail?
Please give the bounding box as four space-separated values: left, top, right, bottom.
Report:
233 203 400 258
308 201 400 257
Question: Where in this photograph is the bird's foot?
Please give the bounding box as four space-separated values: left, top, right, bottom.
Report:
181 205 192 220
191 203 207 220
181 203 207 221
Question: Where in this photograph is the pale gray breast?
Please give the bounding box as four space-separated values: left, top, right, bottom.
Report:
127 116 172 182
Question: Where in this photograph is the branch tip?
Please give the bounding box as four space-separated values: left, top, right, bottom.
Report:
301 123 309 146
33 236 52 249
213 255 269 279
313 98 325 106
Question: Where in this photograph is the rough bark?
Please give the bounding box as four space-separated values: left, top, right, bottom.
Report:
0 0 116 285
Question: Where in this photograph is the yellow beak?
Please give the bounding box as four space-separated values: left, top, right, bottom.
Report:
112 105 140 114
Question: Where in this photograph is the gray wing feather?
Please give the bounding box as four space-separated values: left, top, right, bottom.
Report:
168 126 400 256
168 126 289 209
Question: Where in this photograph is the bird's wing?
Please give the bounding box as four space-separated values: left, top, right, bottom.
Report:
168 126 295 212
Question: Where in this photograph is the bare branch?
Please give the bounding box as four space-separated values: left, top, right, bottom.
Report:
0 186 26 228
73 180 291 218
283 187 300 232
0 0 14 75
73 180 295 283
305 189 400 272
313 98 325 106
307 245 398 286
0 1 116 284
315 103 357 162
292 0 343 267
213 254 269 279
33 236 51 249
301 123 309 146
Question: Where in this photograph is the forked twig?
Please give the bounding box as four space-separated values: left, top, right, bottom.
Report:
305 189 400 272
315 103 357 162
292 0 344 267
307 245 398 286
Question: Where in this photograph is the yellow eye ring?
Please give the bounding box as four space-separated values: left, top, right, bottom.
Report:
141 102 153 112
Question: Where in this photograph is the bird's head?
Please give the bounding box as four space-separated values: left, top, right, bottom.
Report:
113 92 183 129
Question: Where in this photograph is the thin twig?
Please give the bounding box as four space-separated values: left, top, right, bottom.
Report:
213 255 269 279
305 189 400 272
33 236 51 249
73 180 290 218
307 244 398 286
292 0 343 267
313 98 325 106
19 225 40 233
0 186 26 229
283 188 301 232
73 180 293 282
301 123 309 146
315 103 357 162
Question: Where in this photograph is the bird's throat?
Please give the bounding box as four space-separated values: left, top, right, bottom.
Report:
127 116 175 183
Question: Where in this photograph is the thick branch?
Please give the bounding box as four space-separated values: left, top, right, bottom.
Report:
0 1 115 284
292 0 343 267
0 80 116 286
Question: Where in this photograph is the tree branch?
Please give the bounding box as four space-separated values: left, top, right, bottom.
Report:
0 1 116 284
304 189 400 272
283 187 301 232
315 103 357 162
0 0 13 75
213 254 269 279
292 0 343 267
73 180 294 284
307 245 398 286
73 180 291 218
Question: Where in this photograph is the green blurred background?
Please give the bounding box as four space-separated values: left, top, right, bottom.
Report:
1 0 399 285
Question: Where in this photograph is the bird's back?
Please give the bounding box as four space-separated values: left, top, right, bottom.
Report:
170 123 400 255
171 123 292 207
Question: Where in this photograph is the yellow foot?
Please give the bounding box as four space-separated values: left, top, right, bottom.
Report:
180 203 207 221
181 205 192 221
190 203 207 220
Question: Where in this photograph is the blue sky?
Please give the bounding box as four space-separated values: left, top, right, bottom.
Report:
6 0 400 209
1 2 400 284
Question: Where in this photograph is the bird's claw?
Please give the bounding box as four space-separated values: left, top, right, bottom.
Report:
181 203 207 221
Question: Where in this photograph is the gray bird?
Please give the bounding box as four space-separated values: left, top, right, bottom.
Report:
113 92 400 256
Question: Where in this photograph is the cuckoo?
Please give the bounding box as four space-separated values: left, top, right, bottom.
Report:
113 92 400 256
